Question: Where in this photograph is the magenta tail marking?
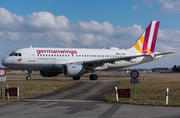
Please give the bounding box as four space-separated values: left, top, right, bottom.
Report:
150 21 160 53
142 22 152 53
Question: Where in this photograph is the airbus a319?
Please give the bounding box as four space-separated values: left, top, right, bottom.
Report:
1 21 174 80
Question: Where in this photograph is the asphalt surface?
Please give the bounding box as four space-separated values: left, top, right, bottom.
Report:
34 80 119 100
1 77 180 118
1 101 180 118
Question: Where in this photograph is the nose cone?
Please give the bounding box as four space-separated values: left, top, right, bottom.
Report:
1 57 12 67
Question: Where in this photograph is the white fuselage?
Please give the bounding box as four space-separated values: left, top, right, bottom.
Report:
2 47 154 72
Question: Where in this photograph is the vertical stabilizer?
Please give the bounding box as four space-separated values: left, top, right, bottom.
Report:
132 21 160 54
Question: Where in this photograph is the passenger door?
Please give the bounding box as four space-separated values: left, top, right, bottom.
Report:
29 49 35 62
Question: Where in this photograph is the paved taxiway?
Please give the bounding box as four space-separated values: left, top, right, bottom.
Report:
1 76 180 118
1 101 180 118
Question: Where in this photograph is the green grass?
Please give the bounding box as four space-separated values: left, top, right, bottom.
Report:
105 78 180 106
0 80 78 105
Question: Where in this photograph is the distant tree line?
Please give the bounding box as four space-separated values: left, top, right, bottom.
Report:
172 65 180 72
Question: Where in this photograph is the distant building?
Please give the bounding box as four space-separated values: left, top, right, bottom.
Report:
152 68 171 73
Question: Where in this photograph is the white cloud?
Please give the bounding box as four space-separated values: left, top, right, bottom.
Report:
158 0 180 13
140 0 180 13
0 8 23 31
76 21 114 35
115 24 143 39
0 31 28 41
26 12 69 30
132 5 139 11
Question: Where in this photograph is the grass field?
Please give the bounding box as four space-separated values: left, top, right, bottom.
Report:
105 78 180 106
0 80 78 105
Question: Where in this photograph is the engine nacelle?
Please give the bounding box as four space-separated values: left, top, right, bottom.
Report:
40 70 60 77
63 64 86 77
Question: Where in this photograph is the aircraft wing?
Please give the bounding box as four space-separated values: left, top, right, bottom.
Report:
70 52 175 70
77 54 146 69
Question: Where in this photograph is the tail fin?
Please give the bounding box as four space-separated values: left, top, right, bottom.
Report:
133 21 160 54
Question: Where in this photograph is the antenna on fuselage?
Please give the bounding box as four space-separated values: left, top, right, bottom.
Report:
30 45 32 48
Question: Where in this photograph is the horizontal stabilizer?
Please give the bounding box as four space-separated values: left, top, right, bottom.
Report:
154 52 176 56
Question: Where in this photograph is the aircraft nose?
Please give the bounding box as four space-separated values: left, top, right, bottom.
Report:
1 57 11 67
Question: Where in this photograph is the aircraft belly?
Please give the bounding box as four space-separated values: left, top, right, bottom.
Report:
5 63 53 70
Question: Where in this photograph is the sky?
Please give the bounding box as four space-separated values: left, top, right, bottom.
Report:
0 0 180 69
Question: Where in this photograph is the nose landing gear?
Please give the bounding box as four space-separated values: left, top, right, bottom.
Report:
26 70 32 80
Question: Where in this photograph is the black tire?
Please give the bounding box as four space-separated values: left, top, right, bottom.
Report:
73 76 80 80
89 74 98 80
26 76 31 80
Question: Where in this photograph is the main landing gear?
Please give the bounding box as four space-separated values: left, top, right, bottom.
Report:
26 70 32 80
73 76 80 80
72 74 98 80
89 70 98 80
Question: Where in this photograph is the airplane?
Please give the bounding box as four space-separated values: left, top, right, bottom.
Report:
1 21 175 80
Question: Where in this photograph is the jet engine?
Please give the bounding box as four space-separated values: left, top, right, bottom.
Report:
63 64 86 77
40 70 60 77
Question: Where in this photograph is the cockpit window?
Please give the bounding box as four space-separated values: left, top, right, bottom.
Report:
9 52 15 56
14 53 18 56
9 52 22 56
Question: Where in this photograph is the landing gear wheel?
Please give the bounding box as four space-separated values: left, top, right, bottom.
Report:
73 76 80 80
26 76 31 80
89 74 98 80
26 70 32 80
